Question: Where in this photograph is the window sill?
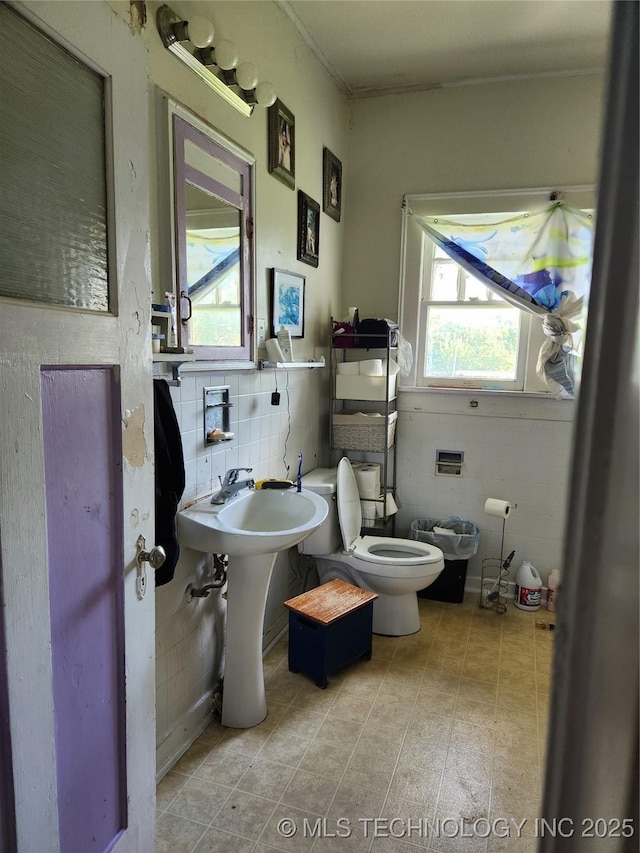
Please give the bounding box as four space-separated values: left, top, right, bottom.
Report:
400 386 560 399
398 385 576 421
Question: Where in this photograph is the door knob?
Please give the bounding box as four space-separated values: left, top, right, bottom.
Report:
137 543 166 570
135 535 166 599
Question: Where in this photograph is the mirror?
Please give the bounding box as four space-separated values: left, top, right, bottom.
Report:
185 185 241 347
173 110 254 361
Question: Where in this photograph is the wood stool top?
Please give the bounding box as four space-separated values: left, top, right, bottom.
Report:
284 579 378 625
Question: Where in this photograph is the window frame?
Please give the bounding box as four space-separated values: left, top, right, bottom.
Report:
399 187 596 394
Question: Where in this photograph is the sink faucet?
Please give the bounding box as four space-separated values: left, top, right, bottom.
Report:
211 468 255 504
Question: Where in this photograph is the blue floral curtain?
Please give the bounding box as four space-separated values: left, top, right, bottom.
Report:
414 203 594 397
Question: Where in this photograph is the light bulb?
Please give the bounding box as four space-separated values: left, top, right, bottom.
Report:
235 61 258 91
214 39 238 71
255 81 277 107
186 16 215 49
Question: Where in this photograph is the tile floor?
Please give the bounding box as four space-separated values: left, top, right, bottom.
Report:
156 595 555 853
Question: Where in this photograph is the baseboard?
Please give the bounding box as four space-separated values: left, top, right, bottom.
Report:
156 691 215 782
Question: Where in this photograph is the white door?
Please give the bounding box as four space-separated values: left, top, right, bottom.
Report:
0 3 155 851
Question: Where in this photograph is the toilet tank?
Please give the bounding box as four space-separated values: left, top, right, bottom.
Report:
298 468 341 554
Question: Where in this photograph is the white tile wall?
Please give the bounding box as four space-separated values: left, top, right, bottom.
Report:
155 366 329 776
395 400 575 590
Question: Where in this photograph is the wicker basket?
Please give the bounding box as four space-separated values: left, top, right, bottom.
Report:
332 411 397 452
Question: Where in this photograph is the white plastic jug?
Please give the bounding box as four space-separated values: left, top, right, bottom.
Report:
547 569 559 612
514 560 542 611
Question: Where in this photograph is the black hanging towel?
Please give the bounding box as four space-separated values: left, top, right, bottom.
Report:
153 379 185 586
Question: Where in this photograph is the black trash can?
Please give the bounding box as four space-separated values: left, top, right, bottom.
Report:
410 517 480 604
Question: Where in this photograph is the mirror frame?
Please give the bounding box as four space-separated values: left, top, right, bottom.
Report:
169 103 255 362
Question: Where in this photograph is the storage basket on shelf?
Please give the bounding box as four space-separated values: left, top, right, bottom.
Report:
332 411 397 452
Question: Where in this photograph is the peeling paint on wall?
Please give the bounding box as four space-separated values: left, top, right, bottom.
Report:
129 1 147 33
122 403 146 467
130 508 139 527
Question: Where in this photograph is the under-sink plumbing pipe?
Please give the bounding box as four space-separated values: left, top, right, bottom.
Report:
184 553 228 602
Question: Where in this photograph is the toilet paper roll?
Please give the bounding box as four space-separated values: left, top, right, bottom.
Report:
375 493 398 518
484 498 513 519
353 463 381 499
336 361 360 375
360 500 377 525
358 359 383 376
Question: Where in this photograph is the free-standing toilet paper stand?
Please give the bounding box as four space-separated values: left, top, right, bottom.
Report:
479 499 517 614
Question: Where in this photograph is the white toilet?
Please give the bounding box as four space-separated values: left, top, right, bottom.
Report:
299 459 444 636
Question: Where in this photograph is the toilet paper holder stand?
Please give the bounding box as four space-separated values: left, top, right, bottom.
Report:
479 506 517 614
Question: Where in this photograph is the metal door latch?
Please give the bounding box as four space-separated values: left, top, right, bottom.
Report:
135 534 166 599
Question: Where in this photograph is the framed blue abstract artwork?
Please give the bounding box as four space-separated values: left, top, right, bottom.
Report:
271 268 305 338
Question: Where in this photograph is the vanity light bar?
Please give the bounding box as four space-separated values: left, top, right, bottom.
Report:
157 4 269 118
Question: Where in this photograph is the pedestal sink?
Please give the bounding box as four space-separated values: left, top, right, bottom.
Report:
177 488 328 728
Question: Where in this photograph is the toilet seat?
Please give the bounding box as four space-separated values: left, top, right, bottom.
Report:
336 458 443 575
352 535 443 573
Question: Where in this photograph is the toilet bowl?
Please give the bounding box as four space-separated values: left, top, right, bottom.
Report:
298 459 444 635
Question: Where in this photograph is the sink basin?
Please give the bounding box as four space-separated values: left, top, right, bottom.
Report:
177 487 328 556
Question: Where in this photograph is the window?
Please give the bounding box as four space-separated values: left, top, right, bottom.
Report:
421 240 527 389
400 189 595 393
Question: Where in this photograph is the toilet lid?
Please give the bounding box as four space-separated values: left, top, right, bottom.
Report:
336 457 362 550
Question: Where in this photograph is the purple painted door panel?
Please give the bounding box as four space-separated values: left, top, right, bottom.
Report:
41 367 126 853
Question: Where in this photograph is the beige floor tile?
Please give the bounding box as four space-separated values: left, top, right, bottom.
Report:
166 776 230 824
453 699 499 729
211 789 277 840
428 817 489 853
415 688 457 717
339 672 383 701
381 794 435 847
156 770 189 812
315 715 364 749
359 719 407 759
193 827 255 853
329 782 387 820
299 738 354 779
327 692 374 723
257 730 312 767
218 726 272 757
496 684 537 714
489 786 541 829
457 679 498 706
257 804 322 853
258 700 291 730
421 669 461 696
426 652 464 676
461 659 499 685
378 678 421 704
342 750 398 793
280 768 340 813
235 756 295 800
155 812 208 853
436 775 490 821
388 764 440 805
372 635 398 661
276 706 326 739
172 740 217 776
398 735 448 774
444 744 492 788
408 711 453 742
289 683 338 713
368 696 414 728
485 833 538 853
192 748 253 787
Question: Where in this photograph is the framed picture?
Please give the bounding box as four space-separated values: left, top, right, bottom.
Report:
268 99 295 189
271 269 305 338
322 147 342 222
297 191 320 268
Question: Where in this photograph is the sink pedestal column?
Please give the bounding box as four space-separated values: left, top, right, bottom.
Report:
221 553 277 728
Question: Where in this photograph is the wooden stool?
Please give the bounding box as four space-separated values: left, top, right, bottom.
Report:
284 579 378 688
